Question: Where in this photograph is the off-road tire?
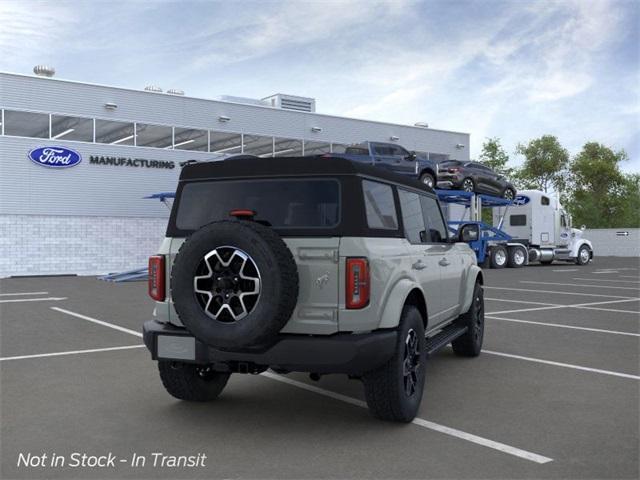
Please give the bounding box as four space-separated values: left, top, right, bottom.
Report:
362 305 426 423
171 220 298 349
158 361 230 401
452 281 484 357
489 245 508 269
507 245 526 268
419 172 435 189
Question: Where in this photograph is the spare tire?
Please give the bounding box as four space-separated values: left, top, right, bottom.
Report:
171 220 298 350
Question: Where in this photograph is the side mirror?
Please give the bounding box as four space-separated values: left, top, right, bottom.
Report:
458 223 480 242
406 151 417 161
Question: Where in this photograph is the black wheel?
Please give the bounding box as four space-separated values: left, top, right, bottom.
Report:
461 178 475 192
419 172 435 189
363 305 426 422
507 246 526 268
171 220 298 349
489 245 508 269
158 361 230 401
576 245 591 265
452 281 484 357
503 188 515 201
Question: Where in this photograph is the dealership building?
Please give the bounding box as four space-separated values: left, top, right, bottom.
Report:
0 69 470 278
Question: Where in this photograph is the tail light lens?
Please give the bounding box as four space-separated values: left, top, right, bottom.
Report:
346 257 370 309
148 255 166 301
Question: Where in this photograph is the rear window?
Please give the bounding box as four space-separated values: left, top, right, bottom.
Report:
175 178 340 231
362 180 398 230
345 146 369 155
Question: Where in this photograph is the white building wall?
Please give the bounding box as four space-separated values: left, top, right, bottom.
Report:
584 228 640 257
0 215 167 277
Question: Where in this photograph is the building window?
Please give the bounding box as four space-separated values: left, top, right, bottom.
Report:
303 140 331 156
243 134 274 157
51 114 93 142
135 123 173 148
210 131 243 154
331 143 348 154
3 110 49 138
273 137 303 157
95 119 135 145
362 180 398 230
173 127 208 151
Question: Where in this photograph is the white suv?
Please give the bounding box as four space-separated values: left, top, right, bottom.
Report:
143 156 484 422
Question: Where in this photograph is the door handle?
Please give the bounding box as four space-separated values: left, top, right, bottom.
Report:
439 258 450 267
412 260 427 270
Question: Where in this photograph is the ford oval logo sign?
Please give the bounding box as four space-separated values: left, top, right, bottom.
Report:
28 146 82 168
513 195 530 206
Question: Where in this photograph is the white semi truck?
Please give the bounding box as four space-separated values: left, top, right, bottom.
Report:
493 190 593 266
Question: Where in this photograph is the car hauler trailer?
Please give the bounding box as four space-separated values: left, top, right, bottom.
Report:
493 190 593 266
437 190 528 268
439 189 594 268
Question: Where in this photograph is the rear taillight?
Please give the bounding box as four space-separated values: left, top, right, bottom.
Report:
148 255 166 301
346 257 370 309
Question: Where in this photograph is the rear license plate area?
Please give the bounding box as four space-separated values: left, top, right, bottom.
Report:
157 335 196 361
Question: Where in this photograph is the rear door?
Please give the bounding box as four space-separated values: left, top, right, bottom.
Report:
397 189 446 325
420 194 464 321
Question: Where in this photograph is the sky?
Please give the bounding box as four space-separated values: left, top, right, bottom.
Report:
1 0 638 172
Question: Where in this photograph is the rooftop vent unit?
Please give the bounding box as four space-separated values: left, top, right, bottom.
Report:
262 94 316 113
144 85 163 93
33 65 55 77
167 89 184 95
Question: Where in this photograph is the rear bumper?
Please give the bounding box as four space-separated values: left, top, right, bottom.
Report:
143 320 397 375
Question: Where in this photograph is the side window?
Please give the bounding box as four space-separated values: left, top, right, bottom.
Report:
362 180 398 230
420 195 448 243
398 190 427 244
541 196 550 206
391 146 409 157
510 214 527 226
561 214 567 227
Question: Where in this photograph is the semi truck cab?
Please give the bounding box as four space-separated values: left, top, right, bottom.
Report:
494 190 593 265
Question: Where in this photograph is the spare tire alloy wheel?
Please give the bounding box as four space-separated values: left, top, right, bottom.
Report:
171 220 298 350
194 247 261 322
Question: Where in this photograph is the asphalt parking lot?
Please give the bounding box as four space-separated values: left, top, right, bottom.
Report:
1 256 638 479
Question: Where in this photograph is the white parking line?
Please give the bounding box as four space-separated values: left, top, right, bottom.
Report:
262 372 553 464
51 307 143 338
520 281 640 291
487 315 640 337
0 297 67 304
487 297 640 315
0 291 49 296
482 350 639 380
573 278 640 284
0 345 145 362
552 269 579 272
486 297 558 306
485 286 636 299
620 275 640 279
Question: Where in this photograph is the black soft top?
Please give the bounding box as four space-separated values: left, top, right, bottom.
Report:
179 156 434 193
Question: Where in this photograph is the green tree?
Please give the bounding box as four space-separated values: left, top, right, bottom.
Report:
516 135 569 193
565 142 638 228
479 137 512 176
